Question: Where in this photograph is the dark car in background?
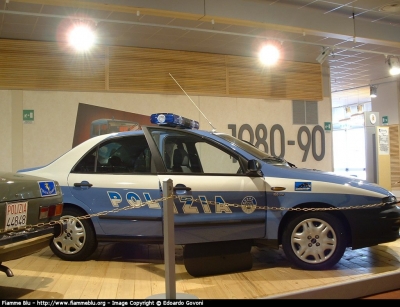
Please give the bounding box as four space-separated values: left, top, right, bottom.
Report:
0 172 63 277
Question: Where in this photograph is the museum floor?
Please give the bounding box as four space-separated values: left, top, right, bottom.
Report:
2 239 400 299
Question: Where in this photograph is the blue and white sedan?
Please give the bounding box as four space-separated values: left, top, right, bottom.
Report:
18 113 400 273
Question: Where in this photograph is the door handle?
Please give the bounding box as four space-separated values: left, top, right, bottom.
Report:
74 182 93 187
173 184 191 191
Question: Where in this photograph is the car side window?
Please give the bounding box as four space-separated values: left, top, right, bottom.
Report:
72 135 152 174
194 142 240 174
149 128 243 174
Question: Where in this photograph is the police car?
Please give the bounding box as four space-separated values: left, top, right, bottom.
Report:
18 113 400 274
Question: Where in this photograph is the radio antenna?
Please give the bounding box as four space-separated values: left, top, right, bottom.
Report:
169 73 217 132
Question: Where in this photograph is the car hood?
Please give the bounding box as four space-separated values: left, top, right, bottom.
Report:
0 172 59 202
268 166 393 196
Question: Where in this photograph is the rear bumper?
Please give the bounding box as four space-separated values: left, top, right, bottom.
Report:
0 227 55 262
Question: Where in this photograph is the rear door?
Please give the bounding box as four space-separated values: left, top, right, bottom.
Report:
67 134 163 237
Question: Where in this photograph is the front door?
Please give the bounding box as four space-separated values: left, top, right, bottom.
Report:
147 127 267 244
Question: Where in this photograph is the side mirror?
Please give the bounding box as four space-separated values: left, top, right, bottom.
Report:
246 159 263 177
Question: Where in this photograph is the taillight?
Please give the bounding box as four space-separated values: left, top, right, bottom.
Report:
55 204 63 216
39 204 63 219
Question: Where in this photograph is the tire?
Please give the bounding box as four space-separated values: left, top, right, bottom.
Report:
282 212 347 270
50 207 98 261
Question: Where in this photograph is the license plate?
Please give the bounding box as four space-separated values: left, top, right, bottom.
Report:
5 201 28 231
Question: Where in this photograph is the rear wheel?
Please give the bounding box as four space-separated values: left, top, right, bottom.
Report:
282 212 347 270
50 207 98 261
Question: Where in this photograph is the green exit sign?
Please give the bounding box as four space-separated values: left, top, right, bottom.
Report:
324 122 332 131
382 116 389 125
23 110 34 122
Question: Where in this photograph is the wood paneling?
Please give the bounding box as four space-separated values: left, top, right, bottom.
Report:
227 55 322 100
0 39 323 100
108 46 227 95
390 125 400 189
0 40 106 91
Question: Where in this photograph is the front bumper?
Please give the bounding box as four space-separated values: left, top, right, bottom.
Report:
345 203 400 249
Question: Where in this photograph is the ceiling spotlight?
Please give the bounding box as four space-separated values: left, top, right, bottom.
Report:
316 47 331 64
387 56 400 76
370 85 377 98
68 23 96 52
259 44 280 65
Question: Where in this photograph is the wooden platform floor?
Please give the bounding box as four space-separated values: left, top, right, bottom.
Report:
2 240 400 299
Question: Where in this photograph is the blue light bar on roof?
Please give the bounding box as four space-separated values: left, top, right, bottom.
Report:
150 113 199 129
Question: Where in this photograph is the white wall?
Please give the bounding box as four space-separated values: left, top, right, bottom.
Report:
1 90 333 173
371 81 400 125
0 91 12 172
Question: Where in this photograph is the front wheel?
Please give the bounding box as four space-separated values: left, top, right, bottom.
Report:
50 207 98 261
282 212 347 270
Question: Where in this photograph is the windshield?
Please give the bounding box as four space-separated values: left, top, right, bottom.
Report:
215 133 293 167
